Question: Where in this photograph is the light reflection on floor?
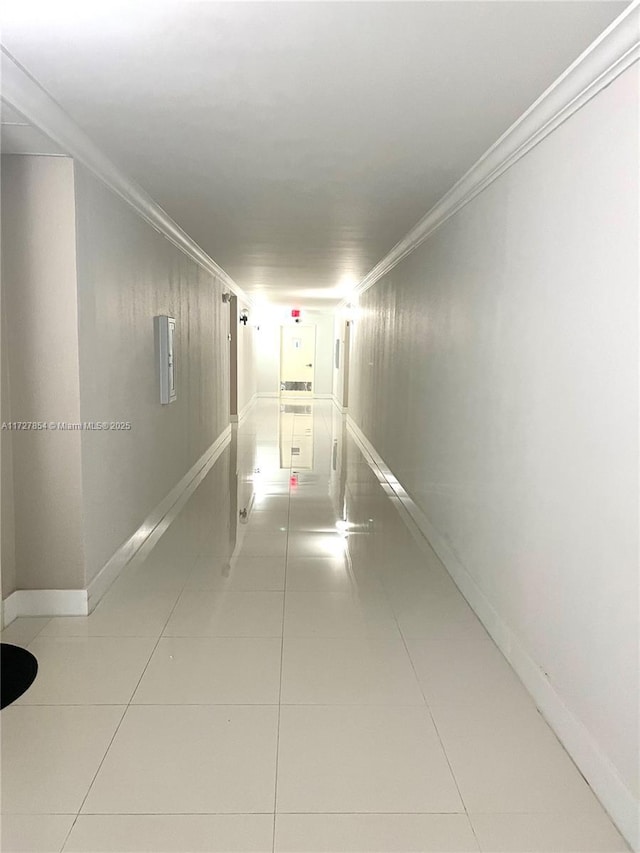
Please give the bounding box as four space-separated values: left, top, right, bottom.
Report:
1 400 628 852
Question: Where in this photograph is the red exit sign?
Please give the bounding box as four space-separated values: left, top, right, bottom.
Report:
291 309 300 318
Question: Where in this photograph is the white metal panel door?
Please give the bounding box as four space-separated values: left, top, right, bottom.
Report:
280 325 315 397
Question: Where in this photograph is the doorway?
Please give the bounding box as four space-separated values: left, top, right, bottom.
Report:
280 324 315 397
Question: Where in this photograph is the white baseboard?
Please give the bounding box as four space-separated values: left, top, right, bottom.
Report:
87 425 232 611
331 394 348 412
257 392 279 398
237 393 257 422
313 393 333 399
2 589 88 625
1 425 233 626
1 591 20 629
347 415 639 853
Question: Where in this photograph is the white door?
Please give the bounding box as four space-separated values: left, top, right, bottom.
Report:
280 325 315 397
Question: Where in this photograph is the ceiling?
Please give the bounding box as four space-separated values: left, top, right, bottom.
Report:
0 1 627 307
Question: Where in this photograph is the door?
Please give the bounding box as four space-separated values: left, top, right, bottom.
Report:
280 325 316 397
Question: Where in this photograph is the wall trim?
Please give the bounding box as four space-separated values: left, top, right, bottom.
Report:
257 392 279 398
237 393 258 422
346 414 639 852
340 2 639 308
2 589 87 623
86 425 232 610
1 591 19 629
313 393 333 400
0 426 233 625
0 49 251 306
331 394 348 413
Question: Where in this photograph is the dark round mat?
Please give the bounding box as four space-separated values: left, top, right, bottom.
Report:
1 643 38 709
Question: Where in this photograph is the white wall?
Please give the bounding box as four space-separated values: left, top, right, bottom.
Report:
1 299 16 597
313 310 334 397
257 308 335 396
350 65 638 839
1 155 255 603
256 319 280 396
74 163 231 586
1 155 85 593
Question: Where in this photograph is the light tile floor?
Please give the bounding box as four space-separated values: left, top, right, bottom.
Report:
1 400 630 852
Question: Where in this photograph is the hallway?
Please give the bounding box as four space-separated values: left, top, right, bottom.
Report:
1 4 638 849
1 400 629 852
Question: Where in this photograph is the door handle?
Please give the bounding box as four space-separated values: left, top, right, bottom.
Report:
305 363 313 367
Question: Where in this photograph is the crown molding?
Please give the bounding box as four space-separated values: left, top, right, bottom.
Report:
0 48 251 304
2 1 637 311
343 1 639 307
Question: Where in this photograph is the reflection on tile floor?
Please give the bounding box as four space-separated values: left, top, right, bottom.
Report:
1 401 629 852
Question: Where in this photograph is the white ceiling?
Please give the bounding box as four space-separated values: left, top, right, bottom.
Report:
0 1 627 307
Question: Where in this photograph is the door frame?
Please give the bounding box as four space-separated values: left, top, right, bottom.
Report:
342 319 351 408
229 294 238 420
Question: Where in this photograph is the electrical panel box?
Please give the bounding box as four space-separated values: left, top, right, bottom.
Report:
156 315 176 404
